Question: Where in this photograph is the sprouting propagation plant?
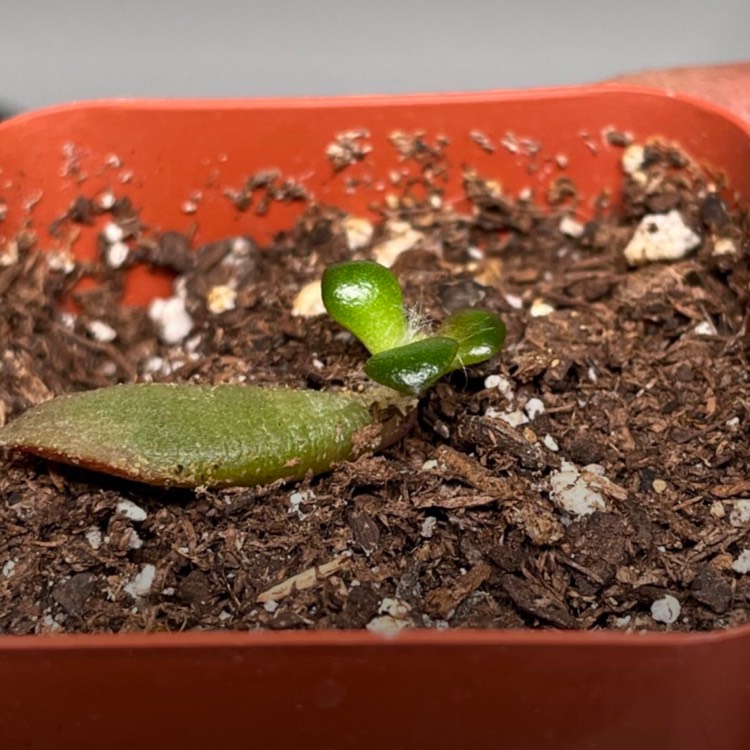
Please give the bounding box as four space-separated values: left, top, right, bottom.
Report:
0 261 505 488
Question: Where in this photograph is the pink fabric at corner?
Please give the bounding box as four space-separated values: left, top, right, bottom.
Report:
609 62 750 125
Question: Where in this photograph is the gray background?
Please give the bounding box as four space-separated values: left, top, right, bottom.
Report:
1 0 748 114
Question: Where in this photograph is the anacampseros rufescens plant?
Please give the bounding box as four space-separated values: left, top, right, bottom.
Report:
0 261 505 488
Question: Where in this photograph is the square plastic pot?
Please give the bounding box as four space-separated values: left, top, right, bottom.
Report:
1 86 749 750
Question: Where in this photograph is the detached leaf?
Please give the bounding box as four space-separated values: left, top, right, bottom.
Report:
322 260 408 354
437 309 506 370
365 337 458 395
0 384 376 488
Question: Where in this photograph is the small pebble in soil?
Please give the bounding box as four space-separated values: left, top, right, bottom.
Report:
652 479 668 494
651 595 681 625
710 501 726 519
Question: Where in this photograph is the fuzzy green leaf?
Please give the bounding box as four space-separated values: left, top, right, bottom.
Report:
437 309 506 370
322 260 409 354
364 337 459 395
0 384 376 488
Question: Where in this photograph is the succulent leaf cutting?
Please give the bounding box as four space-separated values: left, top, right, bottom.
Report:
0 260 505 487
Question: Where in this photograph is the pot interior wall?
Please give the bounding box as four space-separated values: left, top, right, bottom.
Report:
1 87 749 303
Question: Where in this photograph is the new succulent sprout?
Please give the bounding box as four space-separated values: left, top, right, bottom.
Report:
0 261 505 487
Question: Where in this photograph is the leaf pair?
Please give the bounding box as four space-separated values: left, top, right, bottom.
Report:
322 261 505 395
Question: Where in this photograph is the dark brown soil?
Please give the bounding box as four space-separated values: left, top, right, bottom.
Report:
2 137 750 635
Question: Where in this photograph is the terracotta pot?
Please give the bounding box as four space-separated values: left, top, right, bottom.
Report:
1 86 750 750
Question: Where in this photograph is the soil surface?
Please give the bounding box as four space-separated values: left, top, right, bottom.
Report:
2 137 750 635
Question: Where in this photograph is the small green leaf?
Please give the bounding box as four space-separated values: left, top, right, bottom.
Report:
364 337 459 395
0 384 378 488
437 309 506 370
322 260 409 354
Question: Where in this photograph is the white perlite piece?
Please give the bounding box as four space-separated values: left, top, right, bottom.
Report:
0 240 19 267
504 293 524 310
488 408 529 428
2 560 16 578
86 320 117 343
559 216 585 238
693 320 717 337
549 461 606 517
85 527 103 550
102 222 125 244
621 144 645 175
420 516 437 539
732 549 750 574
292 280 325 318
524 398 545 421
149 296 194 344
651 595 681 624
379 598 412 619
530 298 555 318
289 489 315 519
543 434 559 452
116 499 148 522
366 615 410 635
729 499 750 528
206 284 237 314
623 210 701 266
712 237 737 256
367 598 412 634
47 250 76 274
106 241 129 268
372 221 424 267
343 216 374 250
124 564 156 599
96 190 116 210
484 374 515 401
